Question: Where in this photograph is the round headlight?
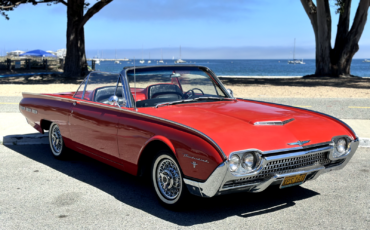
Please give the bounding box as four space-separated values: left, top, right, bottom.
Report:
229 155 240 172
335 138 348 157
242 153 255 171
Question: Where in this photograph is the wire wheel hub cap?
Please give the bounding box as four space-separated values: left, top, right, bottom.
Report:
157 159 181 200
51 126 62 154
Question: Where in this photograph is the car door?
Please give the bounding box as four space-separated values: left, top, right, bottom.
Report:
68 72 123 159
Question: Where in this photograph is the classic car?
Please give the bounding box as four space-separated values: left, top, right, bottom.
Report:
19 65 359 209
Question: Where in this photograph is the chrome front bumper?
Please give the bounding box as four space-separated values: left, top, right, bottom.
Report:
184 138 360 198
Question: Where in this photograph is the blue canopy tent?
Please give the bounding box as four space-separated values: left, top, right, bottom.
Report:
20 49 56 57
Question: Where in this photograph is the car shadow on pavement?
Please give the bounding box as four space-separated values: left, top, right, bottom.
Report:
7 144 320 226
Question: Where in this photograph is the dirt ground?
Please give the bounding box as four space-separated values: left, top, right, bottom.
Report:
0 72 369 98
220 77 370 98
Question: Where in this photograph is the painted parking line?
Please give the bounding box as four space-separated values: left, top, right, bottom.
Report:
293 105 312 108
0 103 19 104
348 106 370 109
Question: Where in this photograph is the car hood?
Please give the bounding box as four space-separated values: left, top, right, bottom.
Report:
141 99 353 157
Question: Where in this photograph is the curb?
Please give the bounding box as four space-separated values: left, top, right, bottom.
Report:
1 133 369 148
359 138 370 148
0 134 48 145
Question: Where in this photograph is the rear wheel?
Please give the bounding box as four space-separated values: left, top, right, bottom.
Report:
151 150 190 210
48 123 68 159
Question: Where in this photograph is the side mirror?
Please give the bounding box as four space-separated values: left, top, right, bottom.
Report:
119 98 127 107
227 88 234 98
108 95 119 106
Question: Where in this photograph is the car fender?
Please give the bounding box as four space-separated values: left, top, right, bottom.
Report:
139 135 177 158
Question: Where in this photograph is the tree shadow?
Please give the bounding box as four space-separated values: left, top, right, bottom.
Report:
220 76 370 90
6 145 320 226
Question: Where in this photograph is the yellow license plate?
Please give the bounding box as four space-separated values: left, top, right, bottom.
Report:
280 174 307 188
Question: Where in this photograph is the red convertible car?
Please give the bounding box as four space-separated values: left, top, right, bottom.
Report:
20 65 359 208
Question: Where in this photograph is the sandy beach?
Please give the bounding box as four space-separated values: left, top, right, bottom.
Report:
0 74 369 98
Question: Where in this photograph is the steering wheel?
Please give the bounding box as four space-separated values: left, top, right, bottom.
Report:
183 88 205 99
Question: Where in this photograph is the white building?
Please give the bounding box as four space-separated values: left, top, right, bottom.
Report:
46 50 57 56
7 50 25 56
56 49 67 58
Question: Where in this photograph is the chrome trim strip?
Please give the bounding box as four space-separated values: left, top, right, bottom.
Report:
264 145 332 161
238 98 358 139
263 141 333 155
21 92 227 160
184 162 228 197
254 118 294 126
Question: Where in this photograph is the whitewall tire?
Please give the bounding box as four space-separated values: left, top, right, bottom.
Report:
152 150 190 209
48 123 68 159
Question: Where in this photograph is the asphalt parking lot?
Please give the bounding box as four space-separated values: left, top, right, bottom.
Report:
0 145 369 229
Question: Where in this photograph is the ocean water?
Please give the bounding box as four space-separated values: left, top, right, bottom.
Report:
89 59 370 77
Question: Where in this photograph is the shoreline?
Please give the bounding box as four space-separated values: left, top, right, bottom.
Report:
0 72 369 98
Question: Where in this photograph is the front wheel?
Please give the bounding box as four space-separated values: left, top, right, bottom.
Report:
48 123 68 159
151 150 190 210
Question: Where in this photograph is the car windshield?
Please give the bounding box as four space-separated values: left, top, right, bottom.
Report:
126 66 228 108
74 72 124 104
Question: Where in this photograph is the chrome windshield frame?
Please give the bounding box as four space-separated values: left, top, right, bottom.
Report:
121 65 234 108
72 71 131 108
73 72 91 99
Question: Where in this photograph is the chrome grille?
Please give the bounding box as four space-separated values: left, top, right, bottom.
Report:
233 151 331 183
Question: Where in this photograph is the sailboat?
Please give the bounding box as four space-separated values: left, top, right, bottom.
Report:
92 58 100 65
159 49 164 63
140 46 145 64
363 59 370 62
114 50 120 64
174 46 186 64
148 52 151 63
288 39 305 64
92 51 100 65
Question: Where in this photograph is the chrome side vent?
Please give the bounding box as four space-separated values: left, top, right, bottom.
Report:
254 118 294 126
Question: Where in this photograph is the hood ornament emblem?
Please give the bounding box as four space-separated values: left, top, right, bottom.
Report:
288 140 310 146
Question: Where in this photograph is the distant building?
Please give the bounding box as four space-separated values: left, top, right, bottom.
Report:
46 50 57 56
56 49 66 58
7 50 25 57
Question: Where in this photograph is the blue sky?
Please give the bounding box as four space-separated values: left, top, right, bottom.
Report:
1 0 369 59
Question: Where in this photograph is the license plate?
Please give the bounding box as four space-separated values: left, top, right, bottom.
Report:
280 173 307 189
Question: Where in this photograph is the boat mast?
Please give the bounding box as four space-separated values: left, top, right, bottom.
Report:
293 38 296 61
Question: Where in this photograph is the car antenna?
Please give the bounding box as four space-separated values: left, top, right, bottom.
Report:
134 57 137 111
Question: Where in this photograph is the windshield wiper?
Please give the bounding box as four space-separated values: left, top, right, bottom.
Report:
155 97 234 108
